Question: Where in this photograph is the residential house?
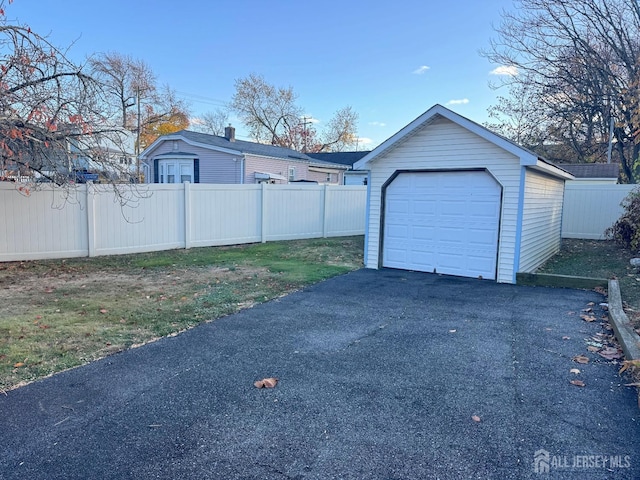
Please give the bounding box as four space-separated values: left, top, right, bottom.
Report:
306 151 371 185
1 128 136 184
140 127 348 185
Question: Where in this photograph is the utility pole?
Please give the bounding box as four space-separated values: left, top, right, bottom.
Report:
301 116 312 152
136 87 141 181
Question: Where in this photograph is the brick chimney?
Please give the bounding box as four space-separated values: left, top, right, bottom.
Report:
224 125 235 142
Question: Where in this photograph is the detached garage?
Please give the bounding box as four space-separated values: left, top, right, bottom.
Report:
354 104 573 284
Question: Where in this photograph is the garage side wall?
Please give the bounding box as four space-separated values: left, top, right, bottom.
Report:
518 169 565 273
364 117 522 283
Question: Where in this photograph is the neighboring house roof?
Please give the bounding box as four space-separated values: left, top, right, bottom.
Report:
556 163 619 179
141 130 348 169
174 130 311 161
353 104 574 180
307 151 371 168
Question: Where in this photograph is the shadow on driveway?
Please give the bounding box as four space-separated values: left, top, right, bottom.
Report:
2 269 639 479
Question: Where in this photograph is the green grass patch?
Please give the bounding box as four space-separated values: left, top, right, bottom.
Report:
0 236 364 391
537 239 640 308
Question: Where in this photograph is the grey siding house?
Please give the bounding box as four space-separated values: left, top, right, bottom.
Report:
140 127 347 185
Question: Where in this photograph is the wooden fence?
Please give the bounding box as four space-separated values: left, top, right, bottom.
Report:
0 183 367 262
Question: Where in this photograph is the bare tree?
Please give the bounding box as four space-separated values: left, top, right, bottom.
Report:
0 2 133 188
230 73 359 151
317 106 359 152
91 53 190 153
193 108 229 136
483 0 640 181
484 83 550 148
231 73 301 146
89 52 154 129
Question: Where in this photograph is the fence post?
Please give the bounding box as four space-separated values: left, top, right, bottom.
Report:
86 182 96 257
184 182 191 249
261 182 267 243
322 184 329 238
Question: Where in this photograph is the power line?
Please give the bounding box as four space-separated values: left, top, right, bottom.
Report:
175 91 228 108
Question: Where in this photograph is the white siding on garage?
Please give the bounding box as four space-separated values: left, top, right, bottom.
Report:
365 116 522 283
518 170 565 273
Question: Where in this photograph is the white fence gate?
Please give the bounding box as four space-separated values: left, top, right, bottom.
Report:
562 183 637 240
0 183 367 262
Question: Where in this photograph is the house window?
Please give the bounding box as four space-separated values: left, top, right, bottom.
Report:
167 164 176 183
180 164 192 183
158 159 194 183
288 166 296 182
326 173 332 182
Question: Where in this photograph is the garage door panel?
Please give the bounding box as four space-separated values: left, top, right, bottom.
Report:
413 200 437 215
387 199 409 214
411 225 435 239
383 171 500 280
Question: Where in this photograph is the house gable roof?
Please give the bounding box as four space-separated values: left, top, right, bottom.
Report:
307 151 371 167
141 130 313 163
353 104 573 180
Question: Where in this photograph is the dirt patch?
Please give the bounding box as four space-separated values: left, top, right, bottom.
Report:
0 265 267 314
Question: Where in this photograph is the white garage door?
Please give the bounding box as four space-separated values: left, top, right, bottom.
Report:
383 171 501 280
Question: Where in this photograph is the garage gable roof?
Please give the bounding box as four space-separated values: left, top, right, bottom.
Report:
353 104 573 180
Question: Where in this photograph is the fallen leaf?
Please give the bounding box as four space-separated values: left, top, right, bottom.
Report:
587 346 600 352
35 315 42 320
562 336 570 340
619 360 640 374
570 379 585 387
254 377 278 389
13 362 25 368
598 347 623 360
573 355 590 364
580 314 596 322
99 309 108 314
587 302 595 307
582 307 593 313
570 368 581 374
624 382 640 387
471 415 481 422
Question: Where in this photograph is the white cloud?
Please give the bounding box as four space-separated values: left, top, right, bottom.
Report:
490 65 518 76
357 137 373 145
301 115 320 124
412 65 430 75
446 98 470 106
368 121 386 127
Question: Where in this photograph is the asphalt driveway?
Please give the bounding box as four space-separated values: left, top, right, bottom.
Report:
1 269 639 479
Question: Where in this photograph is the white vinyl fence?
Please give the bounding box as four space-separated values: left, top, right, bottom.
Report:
0 183 367 262
562 183 638 240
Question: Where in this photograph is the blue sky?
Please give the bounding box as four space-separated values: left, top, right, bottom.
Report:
8 0 517 149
